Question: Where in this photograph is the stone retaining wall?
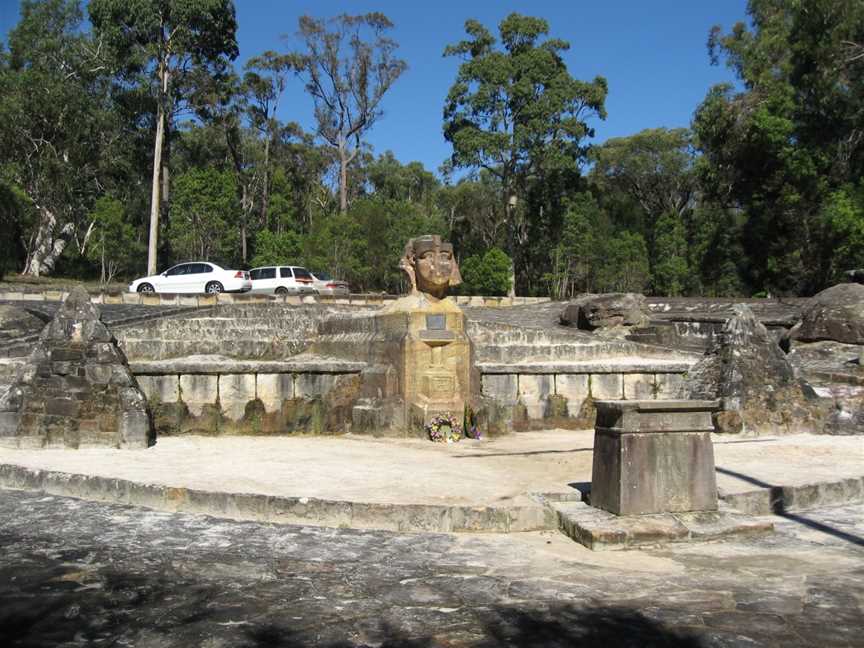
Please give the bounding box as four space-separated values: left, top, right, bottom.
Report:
482 371 686 425
137 370 361 436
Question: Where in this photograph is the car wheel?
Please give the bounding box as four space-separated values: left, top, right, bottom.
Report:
137 283 155 294
275 286 289 296
205 281 224 294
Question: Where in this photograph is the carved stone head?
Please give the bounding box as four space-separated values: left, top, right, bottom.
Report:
400 235 462 299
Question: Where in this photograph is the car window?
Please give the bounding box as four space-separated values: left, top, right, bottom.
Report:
195 263 212 274
250 268 262 280
259 267 276 280
165 264 189 276
280 267 293 279
313 271 332 281
294 267 312 280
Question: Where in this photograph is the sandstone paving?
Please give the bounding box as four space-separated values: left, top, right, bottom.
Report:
0 431 860 508
0 489 861 646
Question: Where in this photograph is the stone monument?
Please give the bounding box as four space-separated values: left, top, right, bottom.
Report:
0 287 153 449
388 235 471 430
315 235 475 435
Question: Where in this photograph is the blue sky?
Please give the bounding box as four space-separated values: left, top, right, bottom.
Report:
1 0 749 175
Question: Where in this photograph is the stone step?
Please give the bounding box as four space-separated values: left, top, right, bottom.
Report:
473 342 697 364
117 338 311 361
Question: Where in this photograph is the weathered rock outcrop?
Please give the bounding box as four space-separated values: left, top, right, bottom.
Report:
787 340 864 435
790 283 864 345
0 287 153 448
561 293 650 330
683 304 823 434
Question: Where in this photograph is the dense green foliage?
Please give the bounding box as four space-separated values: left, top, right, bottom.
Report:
1 2 862 296
460 249 512 296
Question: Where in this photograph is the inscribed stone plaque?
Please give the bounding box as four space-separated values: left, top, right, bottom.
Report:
425 314 446 330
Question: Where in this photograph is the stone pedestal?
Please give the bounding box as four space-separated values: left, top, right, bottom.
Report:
316 293 474 435
385 295 472 431
590 400 719 515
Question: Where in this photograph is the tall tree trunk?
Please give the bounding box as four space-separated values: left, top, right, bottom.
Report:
148 60 169 276
23 206 73 276
338 136 348 214
260 136 271 229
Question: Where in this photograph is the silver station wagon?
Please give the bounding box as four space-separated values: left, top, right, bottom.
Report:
248 265 318 295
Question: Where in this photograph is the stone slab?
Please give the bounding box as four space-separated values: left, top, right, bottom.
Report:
518 374 553 419
554 374 590 417
623 373 656 400
218 374 257 421
655 373 686 398
255 373 294 413
552 500 773 551
590 373 624 399
179 374 218 417
136 375 180 404
481 374 518 403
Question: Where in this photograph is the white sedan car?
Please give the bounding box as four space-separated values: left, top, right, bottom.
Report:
128 262 252 294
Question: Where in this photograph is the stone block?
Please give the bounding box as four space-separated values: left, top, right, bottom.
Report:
137 375 180 404
218 373 257 421
197 295 218 307
591 400 719 516
119 409 150 448
103 293 123 304
85 364 114 385
295 373 336 399
590 373 623 399
256 373 294 413
655 373 685 399
518 374 553 419
179 374 218 417
555 374 590 417
45 398 80 417
624 373 656 400
481 374 518 402
121 293 140 305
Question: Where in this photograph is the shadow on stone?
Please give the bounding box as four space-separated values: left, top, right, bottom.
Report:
716 466 864 547
451 447 593 459
474 605 702 648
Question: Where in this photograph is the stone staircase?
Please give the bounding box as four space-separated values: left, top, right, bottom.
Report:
116 303 378 361
468 320 700 371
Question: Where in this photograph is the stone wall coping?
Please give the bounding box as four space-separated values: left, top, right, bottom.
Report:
129 358 366 375
595 399 721 412
477 361 697 374
0 289 549 309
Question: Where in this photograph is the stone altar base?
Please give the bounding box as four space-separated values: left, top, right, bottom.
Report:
591 399 720 515
551 500 773 551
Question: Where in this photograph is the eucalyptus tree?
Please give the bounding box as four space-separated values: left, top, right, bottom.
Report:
289 13 407 214
244 51 293 227
89 0 239 275
0 0 114 276
694 0 864 293
443 13 607 293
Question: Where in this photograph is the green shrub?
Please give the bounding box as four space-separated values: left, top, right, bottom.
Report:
460 248 512 296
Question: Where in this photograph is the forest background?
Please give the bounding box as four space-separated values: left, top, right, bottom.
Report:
0 0 862 297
